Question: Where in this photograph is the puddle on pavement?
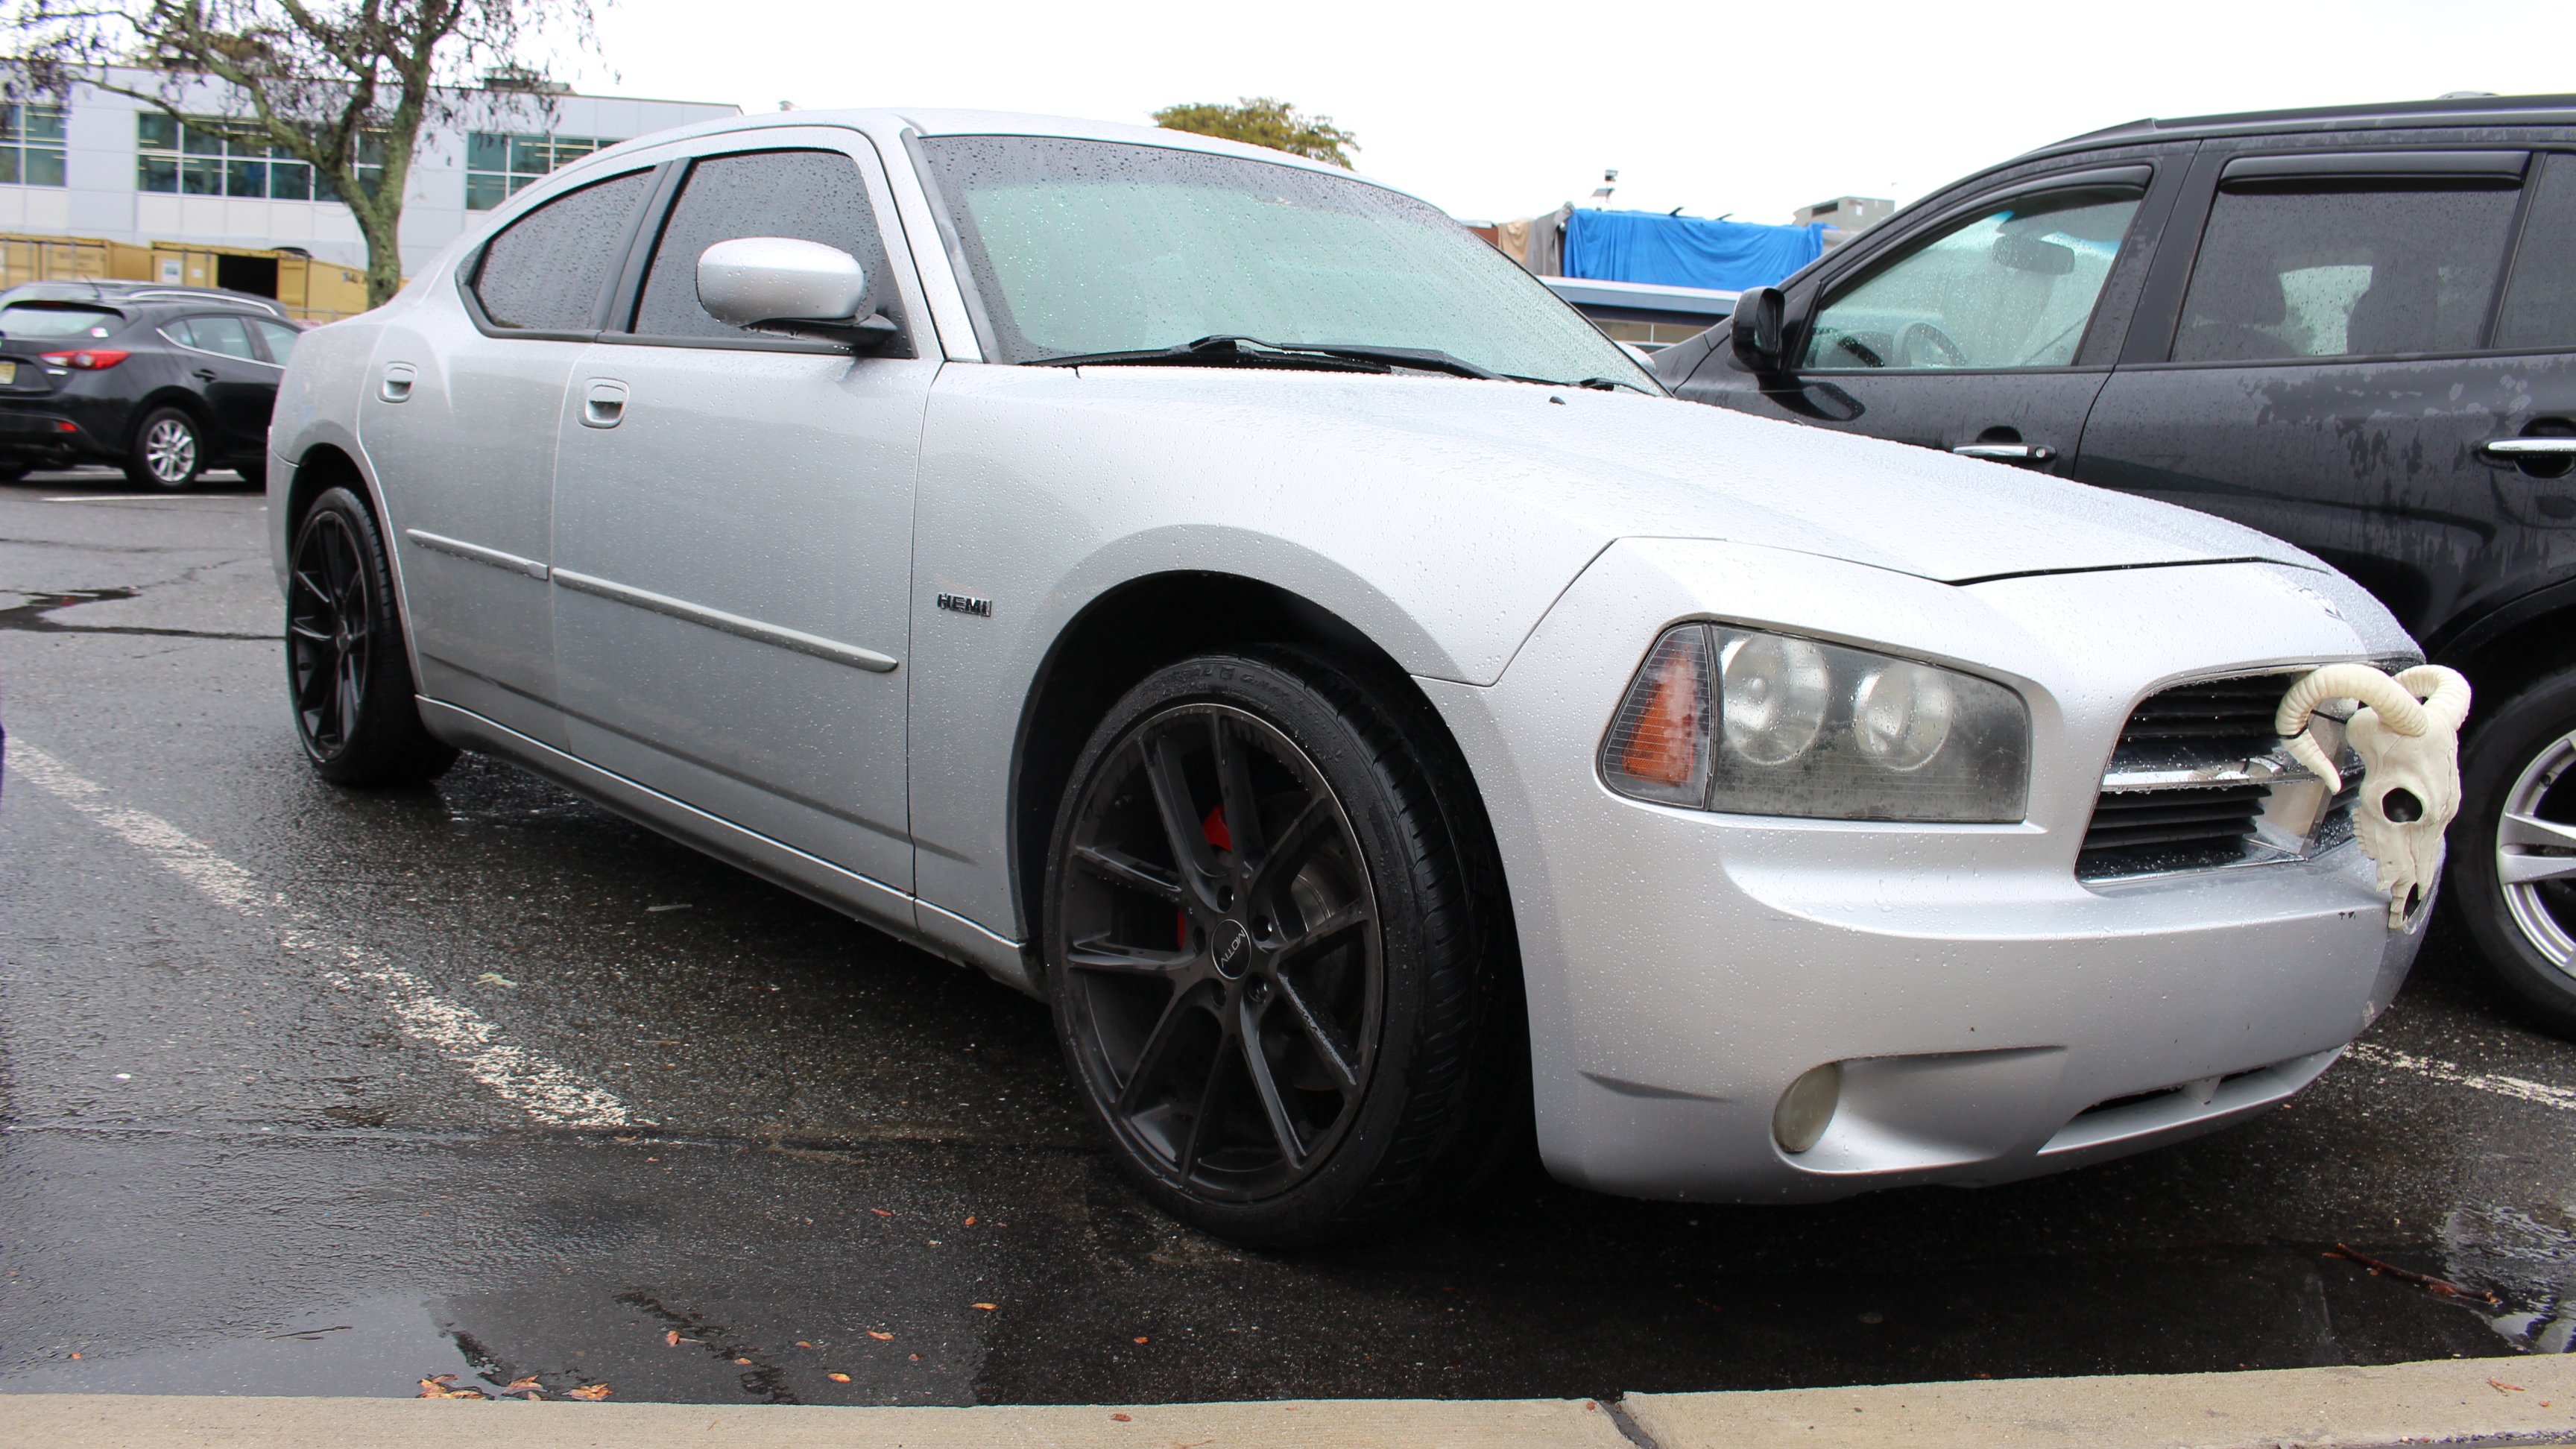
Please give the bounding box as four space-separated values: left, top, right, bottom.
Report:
0 587 140 631
0 1295 471 1397
2443 1204 2576 1352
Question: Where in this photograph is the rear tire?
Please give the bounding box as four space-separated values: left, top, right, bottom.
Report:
2455 667 2576 1035
125 406 203 490
286 487 457 786
1043 648 1521 1247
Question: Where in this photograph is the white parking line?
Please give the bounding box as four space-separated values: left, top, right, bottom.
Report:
2348 1041 2576 1114
4 740 634 1128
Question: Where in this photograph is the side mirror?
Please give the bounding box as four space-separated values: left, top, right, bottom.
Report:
1730 285 1787 374
696 236 897 348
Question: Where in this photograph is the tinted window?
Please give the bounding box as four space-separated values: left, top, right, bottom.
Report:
2173 182 2519 362
250 319 300 364
631 148 906 347
1802 189 2141 370
2497 152 2576 351
0 303 119 338
182 314 258 359
472 168 655 331
918 134 1653 389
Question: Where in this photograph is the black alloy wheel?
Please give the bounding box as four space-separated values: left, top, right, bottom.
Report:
285 487 457 786
127 405 203 490
1046 649 1523 1246
2457 668 2576 1035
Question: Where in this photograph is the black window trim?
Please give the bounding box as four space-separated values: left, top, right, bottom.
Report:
1788 163 2158 377
2121 142 2552 372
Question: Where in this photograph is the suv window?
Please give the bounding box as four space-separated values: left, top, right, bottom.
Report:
630 148 904 345
2496 152 2576 352
471 168 656 332
174 314 259 359
1802 188 2141 370
250 319 300 364
2173 180 2520 362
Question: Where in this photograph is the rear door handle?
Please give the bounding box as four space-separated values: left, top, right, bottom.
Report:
379 363 414 402
192 367 217 383
2481 437 2576 459
581 379 628 429
1951 442 2056 464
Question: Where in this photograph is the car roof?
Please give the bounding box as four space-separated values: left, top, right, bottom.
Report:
0 282 288 317
2031 92 2576 160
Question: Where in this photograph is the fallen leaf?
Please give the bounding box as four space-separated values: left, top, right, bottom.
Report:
665 1330 681 1347
871 1208 893 1218
502 1377 543 1399
972 1303 998 1311
2490 1379 2528 1392
67 1352 79 1360
417 1374 488 1400
476 972 518 988
965 1216 976 1226
1134 1336 1149 1345
909 1354 920 1362
1111 1412 1132 1422
567 1382 613 1401
827 1371 851 1383
868 1331 894 1341
796 1341 815 1348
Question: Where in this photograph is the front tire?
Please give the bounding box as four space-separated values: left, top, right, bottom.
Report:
286 487 457 786
2455 668 2576 1035
1044 648 1519 1247
126 407 203 490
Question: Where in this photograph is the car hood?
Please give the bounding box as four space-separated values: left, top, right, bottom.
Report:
1077 368 2317 584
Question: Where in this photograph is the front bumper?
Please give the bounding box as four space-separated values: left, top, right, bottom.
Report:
1430 537 2424 1202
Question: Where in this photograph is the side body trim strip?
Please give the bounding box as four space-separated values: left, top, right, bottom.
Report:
549 566 900 672
403 528 551 581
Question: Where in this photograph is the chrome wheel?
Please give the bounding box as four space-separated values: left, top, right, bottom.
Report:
2498 729 2576 976
287 507 369 760
1055 703 1383 1202
142 415 198 485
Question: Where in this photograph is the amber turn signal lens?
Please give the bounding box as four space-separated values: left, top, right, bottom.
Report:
1602 625 1713 806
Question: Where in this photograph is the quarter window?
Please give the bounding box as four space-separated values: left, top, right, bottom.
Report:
469 168 656 332
2496 153 2576 352
629 149 903 346
2172 181 2520 362
466 131 622 211
250 319 301 364
0 104 68 187
1802 189 2141 370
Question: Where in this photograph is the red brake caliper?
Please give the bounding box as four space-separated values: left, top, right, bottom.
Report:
1178 806 1231 946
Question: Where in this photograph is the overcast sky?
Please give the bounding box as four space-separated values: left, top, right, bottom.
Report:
561 0 2575 227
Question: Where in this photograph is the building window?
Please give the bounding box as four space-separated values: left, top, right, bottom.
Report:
466 132 619 209
136 113 384 202
0 104 69 187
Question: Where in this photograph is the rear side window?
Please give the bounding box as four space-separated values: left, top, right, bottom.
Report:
250 319 300 364
174 315 258 359
2496 153 2576 351
629 148 905 347
0 303 119 338
2173 182 2519 362
1802 188 2141 370
471 168 656 331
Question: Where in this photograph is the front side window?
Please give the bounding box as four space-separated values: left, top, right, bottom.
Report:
0 104 68 187
1802 188 2141 370
630 148 905 346
918 134 1654 389
469 168 656 332
2172 180 2520 362
466 132 622 211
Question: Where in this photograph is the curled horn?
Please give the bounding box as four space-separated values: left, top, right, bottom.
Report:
2275 663 2434 794
2394 663 2474 734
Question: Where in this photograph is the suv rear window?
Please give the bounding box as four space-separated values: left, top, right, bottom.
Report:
0 303 121 339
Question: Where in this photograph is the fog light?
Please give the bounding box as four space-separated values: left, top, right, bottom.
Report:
1772 1062 1842 1154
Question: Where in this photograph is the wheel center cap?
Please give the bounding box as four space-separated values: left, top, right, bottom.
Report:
1212 918 1251 979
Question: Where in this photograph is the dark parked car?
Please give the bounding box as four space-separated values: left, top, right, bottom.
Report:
0 282 302 489
1655 94 2576 1032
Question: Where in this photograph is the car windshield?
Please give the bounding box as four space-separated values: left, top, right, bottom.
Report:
918 135 1657 391
0 303 121 339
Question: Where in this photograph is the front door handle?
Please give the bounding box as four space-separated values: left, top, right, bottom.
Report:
193 367 217 383
1951 442 2056 464
580 379 628 429
2481 437 2576 460
379 363 414 402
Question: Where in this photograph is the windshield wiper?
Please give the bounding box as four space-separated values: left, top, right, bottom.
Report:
1503 373 1656 396
1031 335 1506 382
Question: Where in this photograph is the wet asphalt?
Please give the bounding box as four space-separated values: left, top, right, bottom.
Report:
3 472 2575 1407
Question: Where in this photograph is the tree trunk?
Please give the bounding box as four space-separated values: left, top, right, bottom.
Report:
354 201 405 309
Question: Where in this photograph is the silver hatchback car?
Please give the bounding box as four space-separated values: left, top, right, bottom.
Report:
269 109 2424 1246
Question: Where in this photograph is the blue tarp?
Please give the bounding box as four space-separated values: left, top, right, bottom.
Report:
1562 209 1828 291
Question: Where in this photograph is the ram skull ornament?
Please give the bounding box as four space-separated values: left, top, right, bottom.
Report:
2276 663 2473 928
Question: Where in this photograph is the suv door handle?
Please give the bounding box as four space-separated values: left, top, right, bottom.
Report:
580 379 628 429
1951 442 2056 464
379 363 414 402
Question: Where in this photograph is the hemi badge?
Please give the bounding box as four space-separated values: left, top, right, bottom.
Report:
936 592 994 617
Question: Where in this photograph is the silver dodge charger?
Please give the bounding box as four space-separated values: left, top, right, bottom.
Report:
266 109 2425 1246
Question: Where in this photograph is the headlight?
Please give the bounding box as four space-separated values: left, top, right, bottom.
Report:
1601 624 2030 822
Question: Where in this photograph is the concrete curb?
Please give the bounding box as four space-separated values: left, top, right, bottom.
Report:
7 1356 2576 1448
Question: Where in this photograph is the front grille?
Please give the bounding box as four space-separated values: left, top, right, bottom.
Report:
2079 671 2353 882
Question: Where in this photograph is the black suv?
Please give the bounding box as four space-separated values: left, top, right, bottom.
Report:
0 282 303 488
1655 95 2576 1032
